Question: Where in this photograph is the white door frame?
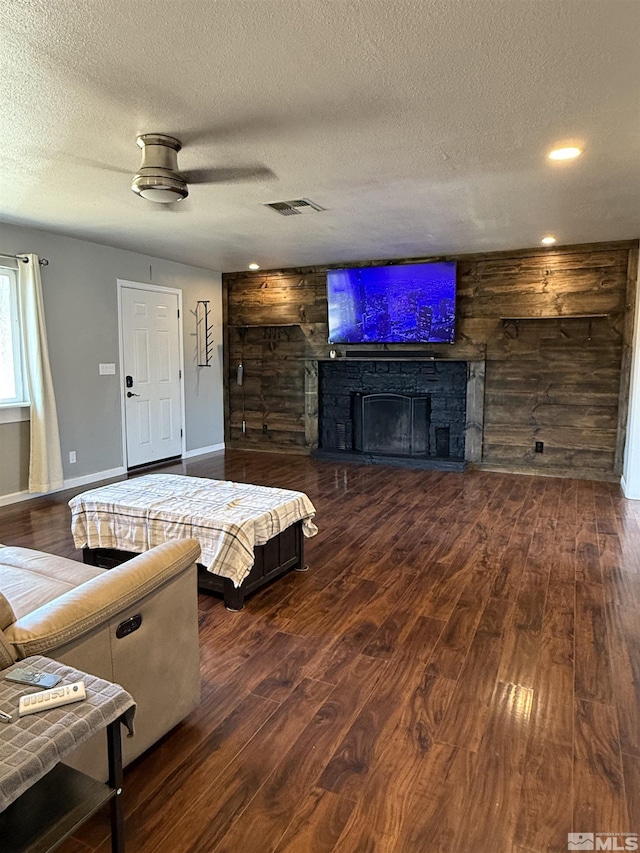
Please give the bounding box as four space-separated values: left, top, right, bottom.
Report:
117 279 186 468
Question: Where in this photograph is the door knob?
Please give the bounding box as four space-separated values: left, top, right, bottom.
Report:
126 392 140 398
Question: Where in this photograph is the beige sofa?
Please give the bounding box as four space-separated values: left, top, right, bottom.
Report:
0 538 201 779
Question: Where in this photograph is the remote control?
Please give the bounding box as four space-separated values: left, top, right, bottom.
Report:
18 681 86 717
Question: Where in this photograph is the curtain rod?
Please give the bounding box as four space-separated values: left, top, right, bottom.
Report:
0 252 49 266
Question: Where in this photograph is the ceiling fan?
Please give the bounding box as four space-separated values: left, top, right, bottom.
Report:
130 133 274 204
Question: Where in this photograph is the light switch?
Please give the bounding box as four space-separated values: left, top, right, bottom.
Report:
99 363 116 375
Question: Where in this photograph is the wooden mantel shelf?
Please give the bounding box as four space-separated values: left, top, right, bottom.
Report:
315 356 477 362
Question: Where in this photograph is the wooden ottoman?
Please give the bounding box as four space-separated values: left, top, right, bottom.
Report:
69 474 318 610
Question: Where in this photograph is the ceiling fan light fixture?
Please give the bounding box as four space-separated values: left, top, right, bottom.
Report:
131 174 189 203
132 133 188 203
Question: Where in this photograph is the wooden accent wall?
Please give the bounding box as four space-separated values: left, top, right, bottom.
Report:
223 241 638 479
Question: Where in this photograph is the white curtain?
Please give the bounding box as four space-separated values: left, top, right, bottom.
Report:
18 254 64 493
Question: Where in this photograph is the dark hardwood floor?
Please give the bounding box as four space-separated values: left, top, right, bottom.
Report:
1 450 639 853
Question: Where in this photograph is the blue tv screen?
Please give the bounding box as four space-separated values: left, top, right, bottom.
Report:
327 261 457 344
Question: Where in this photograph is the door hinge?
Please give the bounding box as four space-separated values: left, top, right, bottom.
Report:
177 309 180 318
180 428 183 438
179 369 182 379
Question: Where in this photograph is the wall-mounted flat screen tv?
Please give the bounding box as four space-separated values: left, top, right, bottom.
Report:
327 261 457 344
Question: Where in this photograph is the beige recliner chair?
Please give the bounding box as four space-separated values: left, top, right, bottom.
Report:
0 538 201 780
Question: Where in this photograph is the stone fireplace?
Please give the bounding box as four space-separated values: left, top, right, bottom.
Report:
313 358 482 470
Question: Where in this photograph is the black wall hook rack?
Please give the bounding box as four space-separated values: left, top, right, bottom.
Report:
194 300 214 366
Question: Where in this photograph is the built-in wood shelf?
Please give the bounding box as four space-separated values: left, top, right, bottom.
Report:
500 313 608 321
230 323 303 328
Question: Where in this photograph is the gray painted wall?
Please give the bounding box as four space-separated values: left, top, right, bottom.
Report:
0 421 30 495
0 221 223 499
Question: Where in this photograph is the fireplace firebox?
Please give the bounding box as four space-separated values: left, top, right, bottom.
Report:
353 393 432 457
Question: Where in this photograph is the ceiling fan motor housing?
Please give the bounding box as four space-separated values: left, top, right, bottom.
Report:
132 133 189 202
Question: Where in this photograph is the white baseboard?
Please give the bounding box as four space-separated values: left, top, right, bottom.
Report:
0 466 127 507
0 489 33 507
1 450 227 508
183 442 225 459
64 466 127 490
619 474 640 500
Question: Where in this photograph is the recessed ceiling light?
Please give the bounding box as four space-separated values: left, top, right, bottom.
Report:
541 236 556 245
548 147 582 161
248 263 260 270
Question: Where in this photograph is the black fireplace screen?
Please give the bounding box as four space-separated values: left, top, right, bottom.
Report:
353 393 432 457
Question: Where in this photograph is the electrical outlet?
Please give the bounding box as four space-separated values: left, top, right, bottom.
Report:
262 424 268 434
535 441 544 453
69 451 77 463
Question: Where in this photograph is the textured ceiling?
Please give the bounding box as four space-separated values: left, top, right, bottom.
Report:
1 0 639 272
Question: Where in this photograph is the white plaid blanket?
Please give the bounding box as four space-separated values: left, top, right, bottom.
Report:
0 655 135 811
69 474 318 588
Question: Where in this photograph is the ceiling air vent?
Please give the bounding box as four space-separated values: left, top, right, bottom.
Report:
264 198 325 216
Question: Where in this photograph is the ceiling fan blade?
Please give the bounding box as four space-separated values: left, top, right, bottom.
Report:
57 152 131 174
178 119 284 146
181 166 275 185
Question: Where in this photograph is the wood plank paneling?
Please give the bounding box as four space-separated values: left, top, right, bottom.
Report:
224 241 637 479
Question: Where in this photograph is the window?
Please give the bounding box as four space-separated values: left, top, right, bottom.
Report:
0 265 28 406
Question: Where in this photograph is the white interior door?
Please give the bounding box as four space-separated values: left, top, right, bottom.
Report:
120 284 183 468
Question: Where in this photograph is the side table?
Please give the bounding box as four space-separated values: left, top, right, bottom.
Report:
0 655 136 853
